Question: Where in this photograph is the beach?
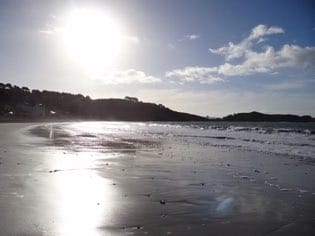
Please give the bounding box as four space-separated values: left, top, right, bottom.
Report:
0 122 314 236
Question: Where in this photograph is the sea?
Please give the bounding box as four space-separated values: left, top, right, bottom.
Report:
29 121 315 160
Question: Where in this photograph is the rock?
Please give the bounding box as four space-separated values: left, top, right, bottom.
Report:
240 176 250 180
280 188 292 192
160 200 166 205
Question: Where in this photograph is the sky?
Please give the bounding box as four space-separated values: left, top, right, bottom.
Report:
0 0 314 117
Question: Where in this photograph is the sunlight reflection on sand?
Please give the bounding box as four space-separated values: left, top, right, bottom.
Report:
50 151 117 236
3 121 311 235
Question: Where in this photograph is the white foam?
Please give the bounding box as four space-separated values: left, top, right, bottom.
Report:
29 121 315 160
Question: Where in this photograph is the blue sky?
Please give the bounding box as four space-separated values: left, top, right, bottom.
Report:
0 0 314 116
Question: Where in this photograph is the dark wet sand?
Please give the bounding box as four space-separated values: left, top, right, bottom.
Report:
0 122 314 236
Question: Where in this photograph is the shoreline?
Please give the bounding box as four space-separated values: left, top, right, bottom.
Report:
2 117 315 123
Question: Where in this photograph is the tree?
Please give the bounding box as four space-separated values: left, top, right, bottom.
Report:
22 87 30 93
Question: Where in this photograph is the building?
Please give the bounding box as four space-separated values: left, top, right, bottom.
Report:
124 96 139 103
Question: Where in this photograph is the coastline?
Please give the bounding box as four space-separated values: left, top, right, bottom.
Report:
0 122 314 235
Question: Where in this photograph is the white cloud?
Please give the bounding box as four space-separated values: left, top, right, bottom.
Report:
277 44 315 67
103 69 161 84
209 24 284 61
257 38 267 44
248 24 284 40
169 24 315 84
218 44 315 76
209 40 250 61
185 34 200 40
178 34 200 42
165 66 222 84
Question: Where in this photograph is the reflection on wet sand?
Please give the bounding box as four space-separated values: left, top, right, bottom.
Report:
56 171 112 235
54 156 110 235
34 122 315 235
45 150 119 236
0 122 314 235
216 196 234 214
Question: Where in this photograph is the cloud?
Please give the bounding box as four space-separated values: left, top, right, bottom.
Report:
168 24 315 84
103 69 161 84
209 40 251 61
248 24 284 40
185 34 200 40
209 24 284 61
177 34 200 42
165 66 222 84
217 44 315 76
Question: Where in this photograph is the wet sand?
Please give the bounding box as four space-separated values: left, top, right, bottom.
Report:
0 122 314 236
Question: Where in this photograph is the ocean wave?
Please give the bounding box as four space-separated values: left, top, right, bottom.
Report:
170 122 315 136
27 121 315 160
157 122 315 160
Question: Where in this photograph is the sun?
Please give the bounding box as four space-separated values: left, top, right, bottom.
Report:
62 8 123 75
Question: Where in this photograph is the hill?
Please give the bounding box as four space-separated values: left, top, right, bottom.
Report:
222 111 314 122
0 83 208 121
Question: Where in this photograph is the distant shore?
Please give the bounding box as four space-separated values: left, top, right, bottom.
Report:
1 84 314 123
1 116 315 123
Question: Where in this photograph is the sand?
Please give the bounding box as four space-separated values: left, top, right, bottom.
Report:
0 122 314 236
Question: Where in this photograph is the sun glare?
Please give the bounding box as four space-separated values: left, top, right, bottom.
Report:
62 8 123 75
